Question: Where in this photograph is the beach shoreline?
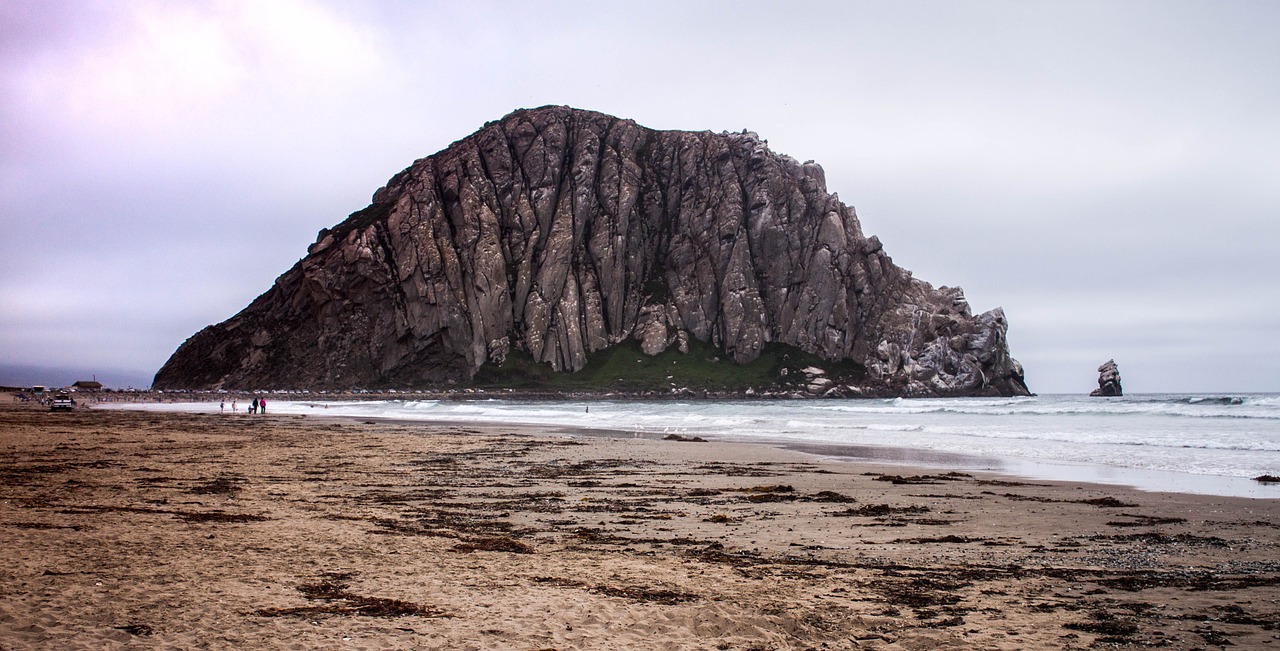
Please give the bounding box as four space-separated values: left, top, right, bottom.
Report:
95 397 1280 499
3 400 1279 649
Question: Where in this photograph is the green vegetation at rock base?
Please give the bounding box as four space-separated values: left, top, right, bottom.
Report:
471 334 866 393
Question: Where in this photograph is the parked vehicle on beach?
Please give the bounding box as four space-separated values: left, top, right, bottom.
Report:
50 393 73 411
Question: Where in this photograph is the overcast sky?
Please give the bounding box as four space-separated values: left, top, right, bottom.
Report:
2 0 1277 392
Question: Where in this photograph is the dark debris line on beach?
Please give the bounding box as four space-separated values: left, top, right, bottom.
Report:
291 430 1280 647
251 574 450 619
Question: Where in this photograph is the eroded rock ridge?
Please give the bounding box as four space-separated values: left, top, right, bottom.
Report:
1090 359 1123 397
154 106 1029 397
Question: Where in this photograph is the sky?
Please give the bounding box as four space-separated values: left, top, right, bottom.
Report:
2 0 1278 392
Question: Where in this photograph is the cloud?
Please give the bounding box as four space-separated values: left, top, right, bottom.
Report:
2 0 1278 392
8 1 381 134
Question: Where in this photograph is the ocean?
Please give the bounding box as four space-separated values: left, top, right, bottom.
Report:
107 393 1280 499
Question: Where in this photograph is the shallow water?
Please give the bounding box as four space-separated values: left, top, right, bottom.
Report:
105 393 1280 498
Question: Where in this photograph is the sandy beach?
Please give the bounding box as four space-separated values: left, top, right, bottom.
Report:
2 399 1278 650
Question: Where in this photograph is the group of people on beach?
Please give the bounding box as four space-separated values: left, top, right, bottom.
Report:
219 397 267 414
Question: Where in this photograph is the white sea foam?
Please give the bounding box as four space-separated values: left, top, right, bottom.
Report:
102 393 1280 497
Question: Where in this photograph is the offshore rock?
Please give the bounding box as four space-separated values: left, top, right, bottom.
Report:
1090 359 1123 397
154 106 1029 397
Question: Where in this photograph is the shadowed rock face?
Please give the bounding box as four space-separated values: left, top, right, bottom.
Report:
1090 359 1123 397
154 106 1029 397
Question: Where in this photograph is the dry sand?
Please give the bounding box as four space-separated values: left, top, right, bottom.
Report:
2 399 1278 650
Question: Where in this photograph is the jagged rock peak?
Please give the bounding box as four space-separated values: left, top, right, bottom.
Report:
154 105 1029 397
1090 359 1123 397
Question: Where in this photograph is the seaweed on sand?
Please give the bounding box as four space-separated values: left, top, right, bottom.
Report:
188 477 244 495
871 473 969 485
531 575 698 604
829 504 930 517
1064 610 1140 642
737 484 798 502
590 584 698 604
252 577 449 618
451 536 533 554
56 503 267 523
114 623 154 636
177 510 267 523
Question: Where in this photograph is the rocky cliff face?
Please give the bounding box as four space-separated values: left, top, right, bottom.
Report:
154 106 1029 397
1090 359 1122 397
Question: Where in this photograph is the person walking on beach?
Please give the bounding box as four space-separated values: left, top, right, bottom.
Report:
259 397 266 414
220 399 225 413
232 399 237 412
251 397 258 414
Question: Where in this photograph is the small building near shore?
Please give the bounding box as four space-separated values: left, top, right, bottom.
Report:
72 380 103 392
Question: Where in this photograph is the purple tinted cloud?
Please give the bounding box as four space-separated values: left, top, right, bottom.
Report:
3 0 1278 392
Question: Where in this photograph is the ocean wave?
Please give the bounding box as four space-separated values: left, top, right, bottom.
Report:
864 423 925 432
1185 396 1247 405
908 426 1280 452
100 398 1280 486
888 396 1040 409
401 400 442 409
809 396 1280 420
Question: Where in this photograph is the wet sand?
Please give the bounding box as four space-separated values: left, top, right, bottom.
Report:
2 400 1279 649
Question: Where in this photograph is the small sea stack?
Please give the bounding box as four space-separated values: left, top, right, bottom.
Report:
1090 359 1123 397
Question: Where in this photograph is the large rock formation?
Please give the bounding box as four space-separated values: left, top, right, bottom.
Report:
1090 359 1123 397
154 106 1029 397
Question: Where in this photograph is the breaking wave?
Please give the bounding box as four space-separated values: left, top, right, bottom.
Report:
103 392 1280 495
